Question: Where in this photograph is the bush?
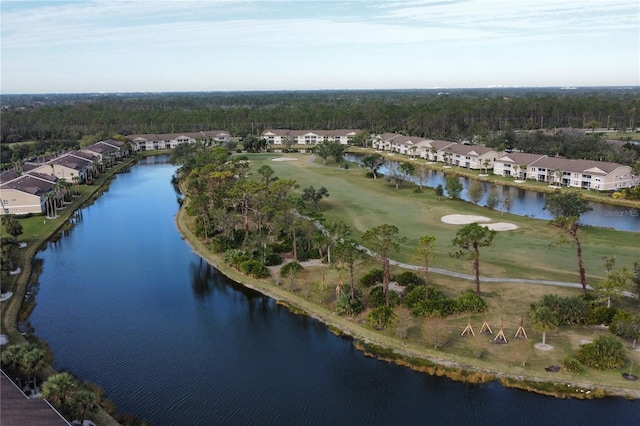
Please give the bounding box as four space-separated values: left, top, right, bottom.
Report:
562 357 584 374
403 286 426 309
533 294 590 324
610 310 640 341
280 261 303 278
224 250 252 268
209 235 236 253
360 269 384 287
366 306 396 328
411 287 456 317
336 292 364 316
238 260 271 279
455 291 487 314
395 271 424 287
368 286 400 308
576 334 626 370
264 253 283 266
588 306 618 325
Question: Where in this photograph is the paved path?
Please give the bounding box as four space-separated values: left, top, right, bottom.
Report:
301 213 639 299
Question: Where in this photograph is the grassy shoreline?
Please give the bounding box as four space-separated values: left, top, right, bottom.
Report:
349 147 640 210
1 155 146 426
174 191 640 400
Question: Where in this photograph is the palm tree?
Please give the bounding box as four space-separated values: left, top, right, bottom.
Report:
20 346 47 392
544 190 593 294
451 223 497 295
69 389 97 423
42 372 78 410
530 306 558 346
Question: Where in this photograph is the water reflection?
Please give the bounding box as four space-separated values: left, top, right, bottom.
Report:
346 154 639 232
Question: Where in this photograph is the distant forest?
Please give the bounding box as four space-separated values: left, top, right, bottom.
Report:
1 87 639 166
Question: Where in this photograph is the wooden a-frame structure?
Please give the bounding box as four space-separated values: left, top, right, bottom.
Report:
480 319 493 335
460 317 475 337
514 316 528 339
493 318 508 344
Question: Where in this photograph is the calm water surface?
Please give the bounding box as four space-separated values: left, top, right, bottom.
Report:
345 154 640 232
30 156 640 425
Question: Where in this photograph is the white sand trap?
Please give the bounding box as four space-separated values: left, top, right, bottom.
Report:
513 180 525 183
441 214 491 225
271 157 298 162
481 222 519 231
0 292 13 302
0 334 8 345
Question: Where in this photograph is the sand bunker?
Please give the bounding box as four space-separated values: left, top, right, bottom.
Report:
441 214 491 225
480 222 519 231
0 334 8 345
271 157 298 162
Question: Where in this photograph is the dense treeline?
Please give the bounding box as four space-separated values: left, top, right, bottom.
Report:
2 88 638 143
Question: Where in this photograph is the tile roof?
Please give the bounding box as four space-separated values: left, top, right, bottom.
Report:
1 371 69 426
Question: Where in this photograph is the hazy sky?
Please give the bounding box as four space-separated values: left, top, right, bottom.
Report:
1 0 638 94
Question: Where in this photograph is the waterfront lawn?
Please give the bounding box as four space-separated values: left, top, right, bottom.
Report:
246 153 639 285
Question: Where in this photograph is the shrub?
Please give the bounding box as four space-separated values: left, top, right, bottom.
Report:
533 294 590 324
264 253 283 266
562 357 584 374
224 250 252 268
239 260 271 279
588 306 618 325
368 286 400 308
403 286 426 309
395 271 424 287
413 298 457 318
360 269 384 287
610 310 640 341
366 306 396 328
456 291 487 314
280 261 303 278
210 235 236 253
336 292 364 316
576 334 626 370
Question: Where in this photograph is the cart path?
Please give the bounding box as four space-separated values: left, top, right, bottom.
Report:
301 213 639 299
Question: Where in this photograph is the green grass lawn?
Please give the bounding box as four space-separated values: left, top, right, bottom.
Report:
249 153 638 285
179 153 640 396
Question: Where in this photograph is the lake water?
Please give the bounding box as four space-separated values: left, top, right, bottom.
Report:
345 154 640 232
29 156 640 425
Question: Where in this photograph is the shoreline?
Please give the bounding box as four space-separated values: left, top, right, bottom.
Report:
349 147 640 211
174 202 640 400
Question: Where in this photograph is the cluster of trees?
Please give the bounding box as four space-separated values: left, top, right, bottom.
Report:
171 144 503 330
529 292 636 372
484 129 640 167
1 343 137 424
3 88 639 164
1 215 24 286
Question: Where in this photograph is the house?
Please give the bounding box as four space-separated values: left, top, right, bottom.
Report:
26 153 93 183
494 153 639 190
127 131 230 151
444 144 499 170
261 129 360 146
0 173 57 215
527 157 638 190
493 153 546 179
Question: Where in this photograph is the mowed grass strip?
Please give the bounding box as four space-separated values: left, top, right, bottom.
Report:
248 153 639 285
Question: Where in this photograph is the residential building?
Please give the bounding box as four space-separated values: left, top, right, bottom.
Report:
261 129 360 146
127 131 230 151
